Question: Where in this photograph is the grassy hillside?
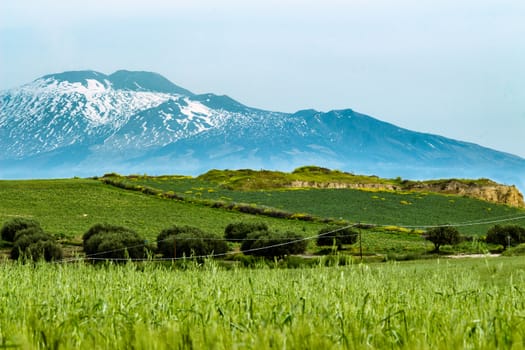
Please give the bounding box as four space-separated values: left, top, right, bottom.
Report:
106 173 525 236
0 179 325 241
2 175 524 258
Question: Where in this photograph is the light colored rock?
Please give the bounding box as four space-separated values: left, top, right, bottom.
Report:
287 179 525 208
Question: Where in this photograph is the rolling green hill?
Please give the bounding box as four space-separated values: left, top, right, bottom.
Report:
0 178 324 241
100 169 525 236
1 169 524 258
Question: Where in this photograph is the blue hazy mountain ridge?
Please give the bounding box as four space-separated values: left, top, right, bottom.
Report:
0 69 524 192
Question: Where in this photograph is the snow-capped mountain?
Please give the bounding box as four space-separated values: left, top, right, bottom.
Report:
1 70 524 190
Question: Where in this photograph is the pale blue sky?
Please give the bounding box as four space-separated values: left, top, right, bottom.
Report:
1 0 524 157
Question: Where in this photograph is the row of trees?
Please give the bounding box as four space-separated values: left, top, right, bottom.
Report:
2 218 524 262
79 222 358 261
424 224 525 252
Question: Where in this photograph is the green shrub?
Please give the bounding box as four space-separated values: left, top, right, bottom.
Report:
83 224 148 260
1 218 41 242
224 222 268 242
13 226 45 242
157 225 228 259
486 225 525 249
424 226 461 253
241 230 307 258
24 240 64 262
316 226 358 250
82 223 131 243
10 231 63 261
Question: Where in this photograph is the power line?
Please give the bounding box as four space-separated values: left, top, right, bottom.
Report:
55 214 525 263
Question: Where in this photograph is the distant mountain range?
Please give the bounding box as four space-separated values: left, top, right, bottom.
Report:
1 70 524 191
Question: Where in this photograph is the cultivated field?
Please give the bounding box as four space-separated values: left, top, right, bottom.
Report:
0 257 523 349
112 174 525 236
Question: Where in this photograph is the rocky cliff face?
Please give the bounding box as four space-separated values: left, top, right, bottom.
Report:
405 180 525 208
288 179 525 208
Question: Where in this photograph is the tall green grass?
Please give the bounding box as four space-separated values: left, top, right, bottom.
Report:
0 257 523 349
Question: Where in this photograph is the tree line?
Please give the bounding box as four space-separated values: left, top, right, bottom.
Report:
1 217 524 262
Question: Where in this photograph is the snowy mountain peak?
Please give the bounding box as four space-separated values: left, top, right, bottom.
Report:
33 70 192 95
39 70 108 87
109 70 193 95
1 69 524 193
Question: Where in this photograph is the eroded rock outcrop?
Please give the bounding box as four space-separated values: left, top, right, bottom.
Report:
288 179 525 208
404 180 525 208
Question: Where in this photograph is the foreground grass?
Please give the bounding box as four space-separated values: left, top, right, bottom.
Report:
0 257 523 349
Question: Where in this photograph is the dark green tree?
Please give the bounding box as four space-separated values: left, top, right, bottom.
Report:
425 226 461 253
486 225 525 249
224 222 268 242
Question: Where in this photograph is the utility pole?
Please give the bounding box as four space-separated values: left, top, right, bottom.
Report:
358 223 363 261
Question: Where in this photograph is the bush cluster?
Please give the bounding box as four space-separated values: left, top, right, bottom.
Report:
157 225 228 259
316 226 358 250
1 218 42 242
83 223 148 260
241 230 307 258
485 225 525 249
0 218 63 262
224 222 268 242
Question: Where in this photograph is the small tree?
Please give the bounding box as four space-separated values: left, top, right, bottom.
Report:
316 226 358 250
157 225 228 259
486 225 525 249
425 226 460 253
224 222 268 242
1 218 42 242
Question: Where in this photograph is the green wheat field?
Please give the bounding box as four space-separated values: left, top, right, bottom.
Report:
1 174 525 349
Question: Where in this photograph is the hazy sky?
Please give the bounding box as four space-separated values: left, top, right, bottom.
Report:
1 0 524 157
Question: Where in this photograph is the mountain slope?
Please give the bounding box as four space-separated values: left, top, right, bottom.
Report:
1 70 524 192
